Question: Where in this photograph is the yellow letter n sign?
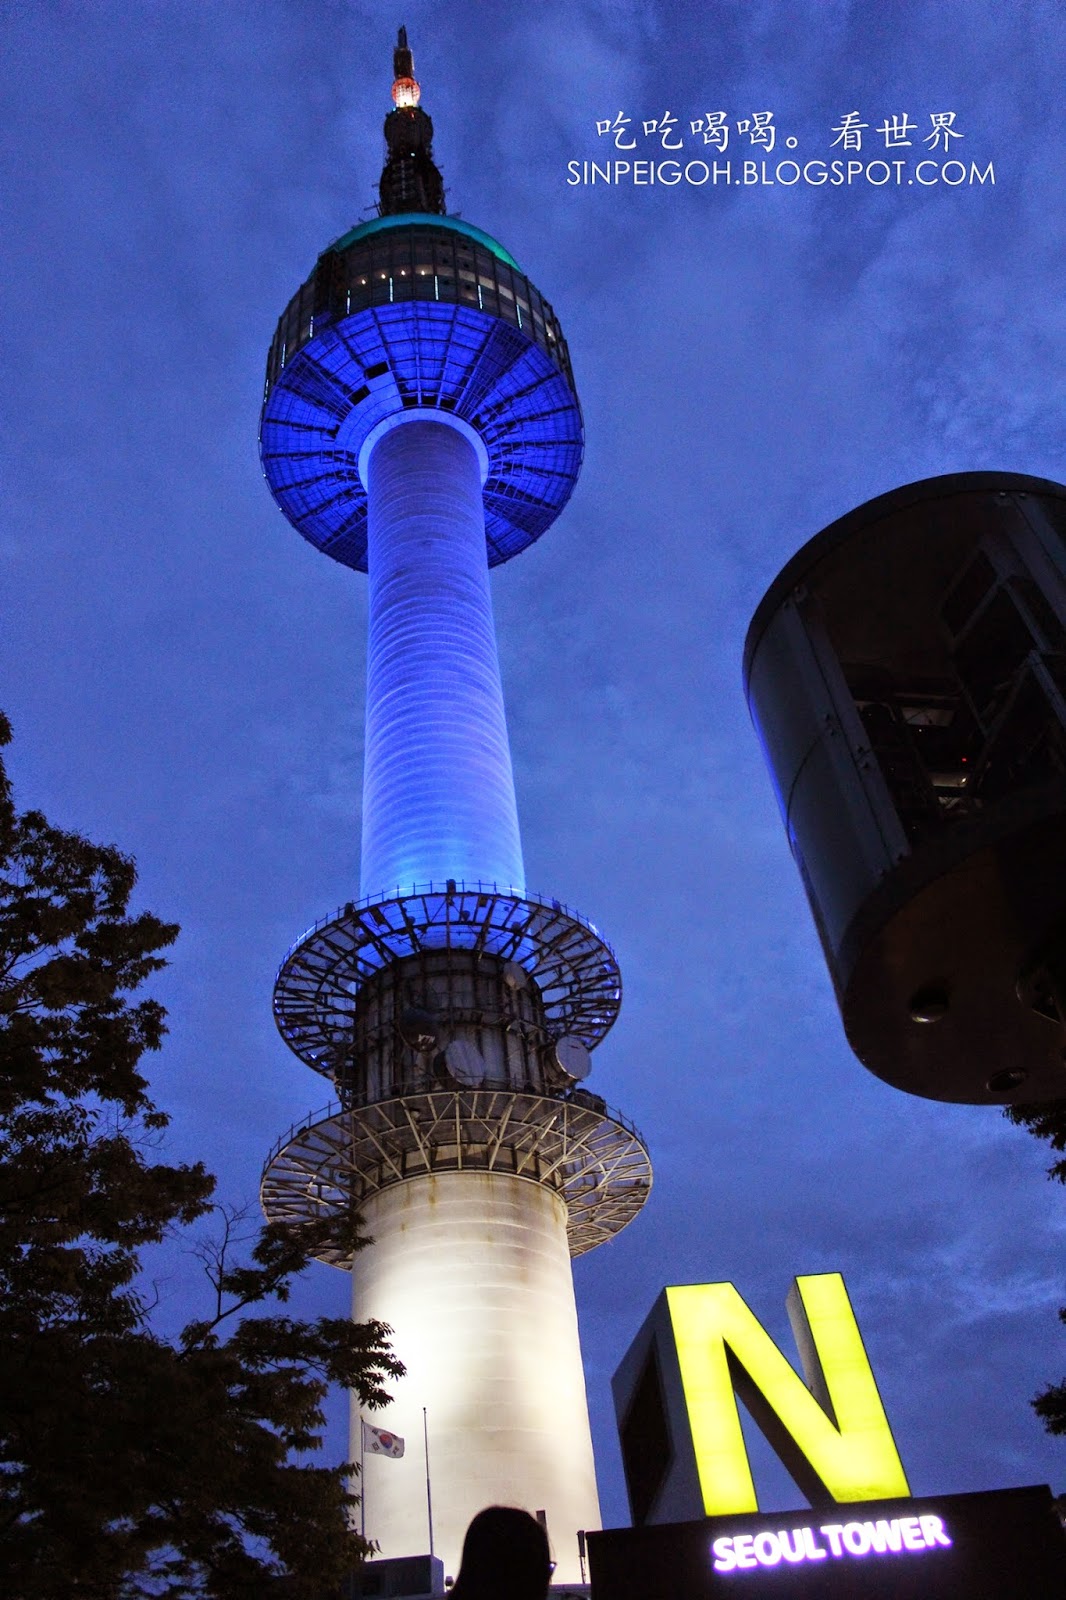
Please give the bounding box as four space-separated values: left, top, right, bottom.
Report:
611 1274 909 1526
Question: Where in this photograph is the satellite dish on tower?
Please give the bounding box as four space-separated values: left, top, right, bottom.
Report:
553 1035 591 1082
445 1037 486 1087
502 961 530 991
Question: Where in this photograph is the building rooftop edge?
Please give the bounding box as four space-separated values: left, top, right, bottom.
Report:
741 469 1066 694
326 211 522 271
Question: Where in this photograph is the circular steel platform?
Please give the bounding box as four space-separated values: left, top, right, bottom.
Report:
273 883 622 1075
260 1088 652 1263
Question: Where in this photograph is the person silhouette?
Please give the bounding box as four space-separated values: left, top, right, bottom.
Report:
449 1505 554 1599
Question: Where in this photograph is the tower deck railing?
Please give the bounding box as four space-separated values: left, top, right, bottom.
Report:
280 878 614 970
263 1088 647 1174
261 1084 652 1261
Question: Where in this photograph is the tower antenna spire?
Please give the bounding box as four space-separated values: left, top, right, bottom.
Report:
380 25 445 215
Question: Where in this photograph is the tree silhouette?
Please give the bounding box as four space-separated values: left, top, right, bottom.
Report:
0 713 402 1597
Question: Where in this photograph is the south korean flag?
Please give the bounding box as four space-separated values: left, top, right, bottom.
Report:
362 1420 405 1458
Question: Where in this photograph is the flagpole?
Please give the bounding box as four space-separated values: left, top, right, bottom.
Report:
360 1416 366 1541
423 1407 434 1559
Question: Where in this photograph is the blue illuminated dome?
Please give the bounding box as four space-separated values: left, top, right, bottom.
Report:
259 213 583 570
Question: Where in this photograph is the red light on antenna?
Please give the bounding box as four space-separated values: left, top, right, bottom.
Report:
392 76 420 108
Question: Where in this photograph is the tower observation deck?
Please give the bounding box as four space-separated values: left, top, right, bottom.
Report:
258 29 651 1583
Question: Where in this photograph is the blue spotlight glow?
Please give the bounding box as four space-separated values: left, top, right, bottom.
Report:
361 416 525 896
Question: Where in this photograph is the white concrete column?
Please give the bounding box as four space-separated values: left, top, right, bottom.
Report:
350 1170 601 1583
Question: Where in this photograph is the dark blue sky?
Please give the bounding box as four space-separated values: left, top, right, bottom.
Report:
3 0 1065 1532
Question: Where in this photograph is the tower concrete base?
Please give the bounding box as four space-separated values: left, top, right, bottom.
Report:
351 1170 601 1582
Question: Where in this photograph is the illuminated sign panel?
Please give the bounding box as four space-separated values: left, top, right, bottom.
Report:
613 1273 907 1522
586 1487 1066 1599
605 1283 1066 1596
711 1510 952 1571
667 1275 909 1514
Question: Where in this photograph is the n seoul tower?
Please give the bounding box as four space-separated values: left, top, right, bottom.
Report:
258 29 651 1582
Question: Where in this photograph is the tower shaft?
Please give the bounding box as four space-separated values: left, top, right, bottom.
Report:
258 30 652 1587
350 1171 601 1567
362 418 524 898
